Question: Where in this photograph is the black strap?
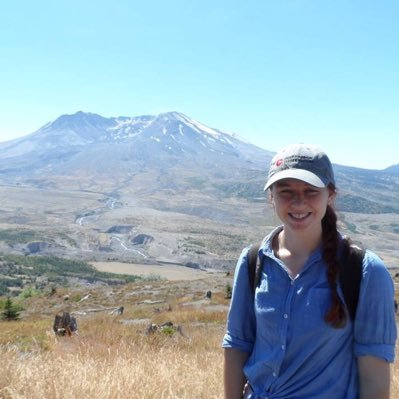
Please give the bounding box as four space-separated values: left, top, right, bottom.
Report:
339 242 365 320
248 243 261 294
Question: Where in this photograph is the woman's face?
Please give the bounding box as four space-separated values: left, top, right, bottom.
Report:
270 178 335 233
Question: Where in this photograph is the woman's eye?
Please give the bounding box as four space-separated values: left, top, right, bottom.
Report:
277 189 320 198
278 190 293 197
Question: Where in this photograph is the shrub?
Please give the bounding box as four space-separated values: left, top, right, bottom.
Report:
1 297 20 321
19 287 41 299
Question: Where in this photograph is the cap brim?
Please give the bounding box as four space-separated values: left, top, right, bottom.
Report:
264 169 326 191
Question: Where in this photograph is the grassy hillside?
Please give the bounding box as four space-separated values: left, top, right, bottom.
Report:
0 269 398 398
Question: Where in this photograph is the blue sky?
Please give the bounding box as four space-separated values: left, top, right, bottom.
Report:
1 0 398 169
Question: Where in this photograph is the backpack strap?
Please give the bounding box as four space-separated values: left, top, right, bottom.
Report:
339 242 365 321
248 243 262 294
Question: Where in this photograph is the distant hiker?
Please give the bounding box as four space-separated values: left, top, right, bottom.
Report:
222 144 397 399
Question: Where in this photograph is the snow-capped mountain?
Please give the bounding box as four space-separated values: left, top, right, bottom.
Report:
0 111 263 156
0 111 272 184
1 111 398 214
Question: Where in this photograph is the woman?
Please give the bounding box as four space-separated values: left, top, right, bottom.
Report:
222 144 397 399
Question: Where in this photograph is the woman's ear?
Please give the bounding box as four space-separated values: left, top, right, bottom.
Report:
268 191 275 205
327 189 336 206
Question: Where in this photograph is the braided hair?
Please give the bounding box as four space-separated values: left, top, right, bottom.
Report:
321 204 351 328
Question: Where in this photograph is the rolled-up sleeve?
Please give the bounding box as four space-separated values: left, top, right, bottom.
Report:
222 246 256 353
353 251 397 362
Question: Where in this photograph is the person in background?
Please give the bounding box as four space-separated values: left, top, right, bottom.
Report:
222 143 397 399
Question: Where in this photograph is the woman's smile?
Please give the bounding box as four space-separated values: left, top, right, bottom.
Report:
289 212 311 220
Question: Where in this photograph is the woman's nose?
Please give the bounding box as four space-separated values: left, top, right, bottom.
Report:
291 192 306 204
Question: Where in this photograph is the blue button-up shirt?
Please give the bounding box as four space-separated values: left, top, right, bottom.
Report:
222 227 397 399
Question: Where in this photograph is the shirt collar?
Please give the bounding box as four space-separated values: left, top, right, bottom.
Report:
261 225 324 265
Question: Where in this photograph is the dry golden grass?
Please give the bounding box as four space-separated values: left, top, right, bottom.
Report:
0 274 398 399
2 316 397 399
1 313 225 399
393 341 399 399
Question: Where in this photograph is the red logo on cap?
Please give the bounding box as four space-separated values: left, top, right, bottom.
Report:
276 158 284 167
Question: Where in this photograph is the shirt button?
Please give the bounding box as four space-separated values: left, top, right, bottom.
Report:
272 372 277 377
281 344 286 350
283 313 288 319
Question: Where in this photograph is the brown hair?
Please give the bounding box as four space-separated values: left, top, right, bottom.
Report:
321 204 349 328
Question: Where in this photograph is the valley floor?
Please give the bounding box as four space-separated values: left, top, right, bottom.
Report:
90 261 223 281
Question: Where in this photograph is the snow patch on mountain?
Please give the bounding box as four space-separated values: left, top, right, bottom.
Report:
108 116 154 140
172 112 223 140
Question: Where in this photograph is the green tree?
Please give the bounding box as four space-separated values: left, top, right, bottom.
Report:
2 296 20 321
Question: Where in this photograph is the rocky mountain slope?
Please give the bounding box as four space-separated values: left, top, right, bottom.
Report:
0 111 398 268
0 111 271 182
1 111 398 212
